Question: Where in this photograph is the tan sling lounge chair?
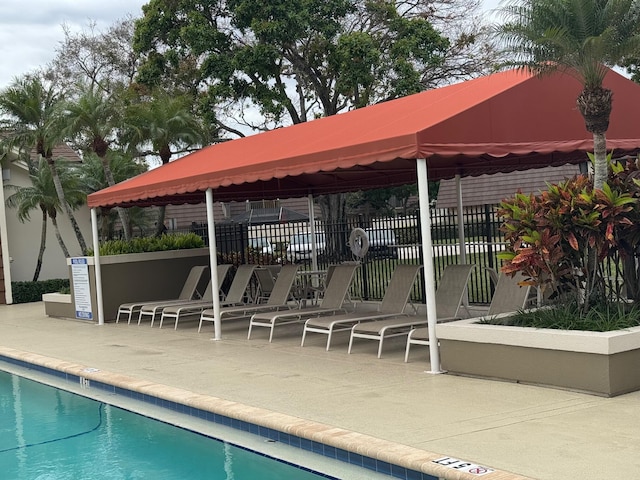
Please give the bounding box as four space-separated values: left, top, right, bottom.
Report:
404 270 532 362
158 264 258 329
300 264 422 351
115 265 210 324
136 264 232 326
198 265 300 333
247 263 359 342
348 263 475 358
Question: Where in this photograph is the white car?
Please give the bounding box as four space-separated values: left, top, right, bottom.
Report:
365 228 398 258
249 237 274 255
286 233 326 262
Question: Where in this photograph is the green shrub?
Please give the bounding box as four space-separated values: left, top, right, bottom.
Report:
479 301 640 332
88 233 205 256
12 279 70 304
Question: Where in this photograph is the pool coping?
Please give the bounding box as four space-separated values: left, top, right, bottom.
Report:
0 346 531 480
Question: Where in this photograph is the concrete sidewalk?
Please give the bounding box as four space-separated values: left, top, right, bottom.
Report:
1 301 638 479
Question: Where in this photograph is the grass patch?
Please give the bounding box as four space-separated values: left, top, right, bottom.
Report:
480 301 640 332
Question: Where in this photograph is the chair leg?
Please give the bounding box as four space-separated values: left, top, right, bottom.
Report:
301 327 307 347
404 339 412 363
268 323 275 342
347 331 354 354
326 329 332 351
198 317 204 333
377 336 384 359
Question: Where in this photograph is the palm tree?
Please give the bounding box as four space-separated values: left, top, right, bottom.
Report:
63 82 132 240
122 91 205 236
0 75 88 253
79 150 147 239
495 0 640 189
5 158 85 280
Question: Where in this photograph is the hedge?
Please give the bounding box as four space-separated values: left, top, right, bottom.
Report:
12 279 70 304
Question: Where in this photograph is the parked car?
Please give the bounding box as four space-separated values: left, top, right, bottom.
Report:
365 228 398 258
286 233 326 262
249 237 274 255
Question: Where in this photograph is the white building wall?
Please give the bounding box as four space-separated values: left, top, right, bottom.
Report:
2 162 92 282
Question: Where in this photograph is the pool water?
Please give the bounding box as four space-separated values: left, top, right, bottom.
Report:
0 370 334 479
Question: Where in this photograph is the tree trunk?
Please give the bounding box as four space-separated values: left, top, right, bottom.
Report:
49 214 71 258
46 158 88 255
318 193 348 261
155 205 167 236
592 132 608 190
32 208 47 282
100 155 131 240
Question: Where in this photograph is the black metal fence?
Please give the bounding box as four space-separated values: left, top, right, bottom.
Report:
183 204 505 306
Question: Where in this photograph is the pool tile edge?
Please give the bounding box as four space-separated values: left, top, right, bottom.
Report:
0 346 531 480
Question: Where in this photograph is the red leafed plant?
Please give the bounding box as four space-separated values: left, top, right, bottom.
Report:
498 159 640 312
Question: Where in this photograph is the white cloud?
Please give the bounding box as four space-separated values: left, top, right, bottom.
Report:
0 0 148 89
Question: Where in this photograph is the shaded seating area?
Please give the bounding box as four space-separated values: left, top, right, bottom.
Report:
135 264 233 326
300 264 422 351
348 264 475 358
158 264 258 329
115 265 210 324
404 270 532 362
248 263 359 342
198 265 300 333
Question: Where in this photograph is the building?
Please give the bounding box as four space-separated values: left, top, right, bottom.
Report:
0 145 92 304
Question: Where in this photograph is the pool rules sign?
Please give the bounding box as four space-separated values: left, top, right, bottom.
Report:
71 258 93 320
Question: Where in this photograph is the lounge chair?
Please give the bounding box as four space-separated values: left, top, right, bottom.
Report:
253 266 279 303
300 264 422 351
247 263 359 342
136 264 231 326
404 270 532 362
158 264 258 329
198 265 300 333
348 263 475 358
115 265 210 324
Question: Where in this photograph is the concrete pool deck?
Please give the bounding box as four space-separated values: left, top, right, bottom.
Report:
1 302 638 479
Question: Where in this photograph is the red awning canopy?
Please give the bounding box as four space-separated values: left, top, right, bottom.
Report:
88 67 640 209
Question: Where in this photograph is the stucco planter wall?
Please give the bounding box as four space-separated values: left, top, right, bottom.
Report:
42 293 74 318
64 248 211 322
437 316 640 397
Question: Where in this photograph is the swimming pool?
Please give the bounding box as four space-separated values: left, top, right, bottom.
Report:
0 369 342 479
0 361 407 480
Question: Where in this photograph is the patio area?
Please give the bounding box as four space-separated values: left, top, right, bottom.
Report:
1 301 639 479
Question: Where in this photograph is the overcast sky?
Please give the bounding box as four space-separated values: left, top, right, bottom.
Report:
0 0 504 91
0 1 148 89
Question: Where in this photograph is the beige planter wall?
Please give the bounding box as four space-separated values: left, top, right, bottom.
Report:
437 319 640 397
66 248 211 321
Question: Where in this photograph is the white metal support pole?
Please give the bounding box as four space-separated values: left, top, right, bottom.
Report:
308 194 319 281
417 159 443 373
206 189 222 340
455 174 467 265
91 208 105 325
455 174 469 311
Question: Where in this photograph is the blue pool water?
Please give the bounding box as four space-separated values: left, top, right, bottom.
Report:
0 370 334 479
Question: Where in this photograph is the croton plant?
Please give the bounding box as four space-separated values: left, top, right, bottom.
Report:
498 157 640 311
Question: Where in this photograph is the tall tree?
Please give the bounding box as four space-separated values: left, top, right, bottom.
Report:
46 17 141 95
495 0 640 190
63 82 132 240
0 75 88 254
134 0 491 252
122 90 205 236
5 158 85 280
